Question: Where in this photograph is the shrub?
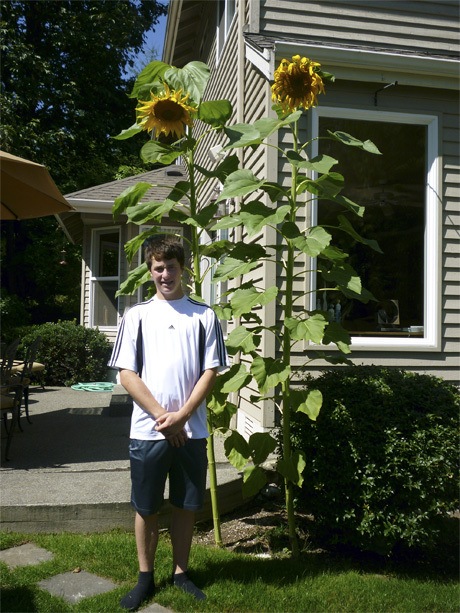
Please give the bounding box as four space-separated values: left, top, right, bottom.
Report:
290 366 459 555
20 321 112 386
0 291 31 340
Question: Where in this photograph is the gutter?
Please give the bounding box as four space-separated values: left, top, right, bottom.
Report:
244 36 459 89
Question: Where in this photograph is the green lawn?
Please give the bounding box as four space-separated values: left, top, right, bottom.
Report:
1 527 458 613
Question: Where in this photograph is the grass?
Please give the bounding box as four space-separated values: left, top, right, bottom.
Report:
1 525 459 613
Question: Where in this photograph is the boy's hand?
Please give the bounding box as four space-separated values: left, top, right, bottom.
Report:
155 412 188 447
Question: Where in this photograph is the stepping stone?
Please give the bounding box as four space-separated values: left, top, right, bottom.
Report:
39 570 116 604
140 604 173 612
0 543 54 568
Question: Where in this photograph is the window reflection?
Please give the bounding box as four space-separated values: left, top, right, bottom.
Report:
317 119 425 336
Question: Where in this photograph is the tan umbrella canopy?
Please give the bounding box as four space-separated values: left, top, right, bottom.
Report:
0 150 74 220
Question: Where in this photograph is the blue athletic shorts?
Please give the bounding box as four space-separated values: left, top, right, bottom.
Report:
129 438 208 516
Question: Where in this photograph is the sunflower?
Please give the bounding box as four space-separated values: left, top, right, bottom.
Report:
136 84 197 140
271 55 325 113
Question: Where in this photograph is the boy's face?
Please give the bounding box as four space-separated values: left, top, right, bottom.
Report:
150 257 184 301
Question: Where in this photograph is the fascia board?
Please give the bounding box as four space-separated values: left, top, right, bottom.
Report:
245 39 459 89
66 198 115 214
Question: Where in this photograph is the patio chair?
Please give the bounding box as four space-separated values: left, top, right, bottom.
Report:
0 383 23 461
0 338 20 381
6 336 42 426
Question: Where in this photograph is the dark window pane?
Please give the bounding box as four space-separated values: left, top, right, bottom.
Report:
98 232 119 277
317 118 425 337
93 280 118 326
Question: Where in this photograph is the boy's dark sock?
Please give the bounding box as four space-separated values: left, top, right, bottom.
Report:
120 571 155 611
173 571 206 600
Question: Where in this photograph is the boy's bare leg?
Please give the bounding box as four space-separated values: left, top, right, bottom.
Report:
170 506 194 573
120 512 157 610
135 512 159 571
171 506 206 599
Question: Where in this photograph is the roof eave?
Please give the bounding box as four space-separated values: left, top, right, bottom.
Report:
245 36 460 90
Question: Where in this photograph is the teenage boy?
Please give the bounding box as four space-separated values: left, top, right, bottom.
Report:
109 236 228 611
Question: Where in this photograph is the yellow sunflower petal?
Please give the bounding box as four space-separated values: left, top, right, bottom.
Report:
136 85 197 140
271 55 325 112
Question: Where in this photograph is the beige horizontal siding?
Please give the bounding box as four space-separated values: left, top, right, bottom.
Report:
260 0 459 56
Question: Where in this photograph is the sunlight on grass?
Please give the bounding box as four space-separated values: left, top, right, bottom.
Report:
1 530 458 612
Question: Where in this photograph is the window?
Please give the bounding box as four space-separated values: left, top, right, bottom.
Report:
217 0 235 61
90 228 120 328
311 108 440 349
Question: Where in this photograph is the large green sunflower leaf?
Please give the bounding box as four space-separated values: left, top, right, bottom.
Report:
165 61 210 104
113 122 144 141
284 314 328 344
213 257 262 282
130 60 170 99
216 170 267 202
115 263 150 297
224 430 250 470
200 239 233 259
230 286 278 318
229 242 268 261
277 451 306 487
240 201 291 237
251 356 290 394
223 123 264 149
198 99 233 127
321 262 362 295
330 194 365 217
195 154 240 182
225 325 260 354
242 465 267 498
126 199 177 224
295 389 323 421
327 130 382 154
322 321 352 354
220 363 253 393
283 224 332 257
337 215 383 253
182 201 218 229
298 172 344 198
141 141 183 165
286 151 338 173
113 182 153 220
248 432 277 466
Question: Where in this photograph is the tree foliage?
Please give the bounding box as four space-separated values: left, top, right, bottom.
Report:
0 0 167 192
0 0 167 327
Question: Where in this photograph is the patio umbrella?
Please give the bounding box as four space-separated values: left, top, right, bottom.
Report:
0 150 74 220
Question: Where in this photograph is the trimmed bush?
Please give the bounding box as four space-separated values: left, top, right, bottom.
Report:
290 366 459 555
20 321 112 386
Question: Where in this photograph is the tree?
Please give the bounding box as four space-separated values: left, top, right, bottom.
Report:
0 0 167 192
0 0 167 327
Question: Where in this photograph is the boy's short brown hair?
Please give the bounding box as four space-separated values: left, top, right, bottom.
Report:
144 236 185 270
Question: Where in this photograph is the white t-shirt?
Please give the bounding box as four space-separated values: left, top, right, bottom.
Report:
109 295 228 440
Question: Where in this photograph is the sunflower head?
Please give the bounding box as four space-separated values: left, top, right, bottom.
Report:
136 83 197 141
271 55 325 113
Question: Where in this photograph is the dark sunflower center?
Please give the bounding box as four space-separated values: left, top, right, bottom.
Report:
155 99 185 121
285 73 311 96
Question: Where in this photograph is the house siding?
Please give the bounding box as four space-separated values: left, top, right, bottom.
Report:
192 0 458 403
161 0 459 435
259 0 459 56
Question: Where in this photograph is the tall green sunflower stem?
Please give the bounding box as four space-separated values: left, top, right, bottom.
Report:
186 149 223 547
282 121 300 558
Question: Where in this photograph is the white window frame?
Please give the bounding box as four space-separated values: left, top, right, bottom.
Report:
309 107 441 351
89 226 120 330
216 0 236 62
